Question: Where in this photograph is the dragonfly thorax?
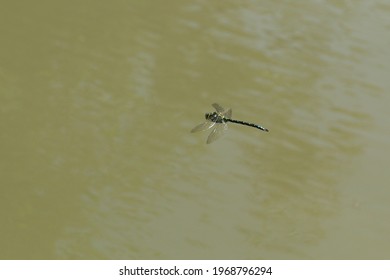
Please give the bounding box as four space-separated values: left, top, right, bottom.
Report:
205 112 225 123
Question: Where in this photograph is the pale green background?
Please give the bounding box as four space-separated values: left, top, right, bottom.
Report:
1 0 389 259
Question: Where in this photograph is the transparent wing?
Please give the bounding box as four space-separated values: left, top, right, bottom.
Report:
206 122 228 144
224 108 232 119
212 103 225 113
191 120 216 133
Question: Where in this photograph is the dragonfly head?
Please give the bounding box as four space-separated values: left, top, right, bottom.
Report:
205 112 216 120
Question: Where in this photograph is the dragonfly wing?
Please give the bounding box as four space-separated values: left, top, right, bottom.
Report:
206 122 228 144
212 103 225 113
191 120 215 133
224 108 232 119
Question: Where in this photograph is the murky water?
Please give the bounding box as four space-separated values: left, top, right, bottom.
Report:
1 0 390 259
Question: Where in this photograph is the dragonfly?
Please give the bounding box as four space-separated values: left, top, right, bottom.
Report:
191 103 269 144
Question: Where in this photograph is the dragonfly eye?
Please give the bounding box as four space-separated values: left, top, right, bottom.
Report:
205 113 211 119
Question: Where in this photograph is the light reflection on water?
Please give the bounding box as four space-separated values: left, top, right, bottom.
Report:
1 0 390 259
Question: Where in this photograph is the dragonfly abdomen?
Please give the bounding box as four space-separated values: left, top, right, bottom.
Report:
224 118 269 132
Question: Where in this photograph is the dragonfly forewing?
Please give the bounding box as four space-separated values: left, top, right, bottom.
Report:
212 103 225 113
191 120 216 133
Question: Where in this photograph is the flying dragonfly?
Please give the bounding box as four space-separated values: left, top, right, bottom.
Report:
191 103 269 144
